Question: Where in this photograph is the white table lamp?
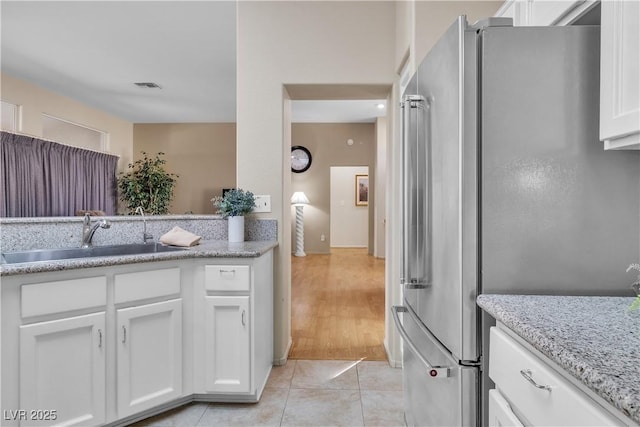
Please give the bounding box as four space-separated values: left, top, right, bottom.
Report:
291 192 310 257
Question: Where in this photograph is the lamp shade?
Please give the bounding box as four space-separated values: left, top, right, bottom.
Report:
291 191 310 206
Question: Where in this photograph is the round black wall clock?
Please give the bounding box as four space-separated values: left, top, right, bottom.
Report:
291 146 312 173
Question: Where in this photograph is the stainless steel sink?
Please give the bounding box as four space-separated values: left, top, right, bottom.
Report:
2 243 187 264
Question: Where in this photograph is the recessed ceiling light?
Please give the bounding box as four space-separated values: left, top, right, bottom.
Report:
134 82 162 89
376 103 385 109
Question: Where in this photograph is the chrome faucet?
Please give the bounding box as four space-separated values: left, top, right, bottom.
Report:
81 213 111 248
135 206 154 244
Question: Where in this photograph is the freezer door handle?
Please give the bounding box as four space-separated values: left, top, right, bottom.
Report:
391 305 450 378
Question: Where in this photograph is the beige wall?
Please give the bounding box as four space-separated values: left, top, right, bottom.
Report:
133 123 236 215
237 1 396 362
0 73 133 171
291 123 375 255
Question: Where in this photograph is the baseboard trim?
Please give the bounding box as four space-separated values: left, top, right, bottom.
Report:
384 340 403 368
273 336 292 366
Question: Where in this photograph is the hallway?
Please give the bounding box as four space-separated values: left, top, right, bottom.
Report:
290 248 386 360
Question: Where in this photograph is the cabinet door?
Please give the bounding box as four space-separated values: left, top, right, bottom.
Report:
528 1 582 25
20 312 106 427
497 1 523 25
205 296 250 393
488 389 524 427
117 299 182 418
600 0 640 149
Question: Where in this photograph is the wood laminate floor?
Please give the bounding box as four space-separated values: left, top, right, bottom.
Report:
290 248 387 361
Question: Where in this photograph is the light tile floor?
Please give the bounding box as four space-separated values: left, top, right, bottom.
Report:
134 360 403 427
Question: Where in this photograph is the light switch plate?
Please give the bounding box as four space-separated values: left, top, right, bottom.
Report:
253 195 271 213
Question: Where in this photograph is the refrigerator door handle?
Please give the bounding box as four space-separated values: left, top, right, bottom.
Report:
400 94 430 291
391 305 451 378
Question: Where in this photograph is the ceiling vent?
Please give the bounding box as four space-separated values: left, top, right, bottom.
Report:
134 82 161 89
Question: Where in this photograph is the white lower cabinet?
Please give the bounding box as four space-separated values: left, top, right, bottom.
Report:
488 389 523 427
196 253 274 401
2 249 274 426
19 312 106 427
204 296 250 392
489 326 624 426
116 299 182 418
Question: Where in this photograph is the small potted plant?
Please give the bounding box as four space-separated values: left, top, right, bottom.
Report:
212 189 256 243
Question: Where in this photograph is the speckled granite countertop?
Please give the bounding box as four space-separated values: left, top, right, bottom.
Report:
0 240 278 276
477 294 640 424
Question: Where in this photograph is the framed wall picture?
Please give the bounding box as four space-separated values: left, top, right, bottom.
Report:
355 174 369 206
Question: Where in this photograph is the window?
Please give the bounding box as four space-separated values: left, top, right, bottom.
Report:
42 114 107 152
1 100 20 132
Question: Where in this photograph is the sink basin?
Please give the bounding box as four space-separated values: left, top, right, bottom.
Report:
2 243 187 264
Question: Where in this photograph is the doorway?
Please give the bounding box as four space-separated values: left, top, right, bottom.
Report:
288 97 387 361
330 166 369 249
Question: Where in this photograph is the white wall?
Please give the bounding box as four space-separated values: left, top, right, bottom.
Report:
237 1 396 363
330 166 369 248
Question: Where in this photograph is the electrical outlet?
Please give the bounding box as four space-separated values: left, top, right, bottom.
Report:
253 195 271 213
320 234 326 242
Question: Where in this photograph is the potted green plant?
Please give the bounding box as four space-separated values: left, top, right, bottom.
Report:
212 189 256 242
118 152 178 215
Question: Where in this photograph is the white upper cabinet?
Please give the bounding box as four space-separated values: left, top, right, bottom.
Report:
600 0 640 150
495 1 599 26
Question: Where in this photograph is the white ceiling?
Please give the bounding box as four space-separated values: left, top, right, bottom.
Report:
1 1 386 124
292 100 386 123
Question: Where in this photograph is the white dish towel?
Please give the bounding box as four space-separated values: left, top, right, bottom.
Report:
159 226 202 247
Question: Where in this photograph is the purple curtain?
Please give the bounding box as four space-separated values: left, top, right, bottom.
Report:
0 131 118 217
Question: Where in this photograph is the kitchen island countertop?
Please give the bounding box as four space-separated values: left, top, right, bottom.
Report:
477 294 640 424
0 239 278 276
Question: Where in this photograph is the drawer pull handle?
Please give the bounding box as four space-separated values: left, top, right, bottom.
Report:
98 329 103 348
219 269 236 274
242 309 246 326
122 325 127 344
520 369 552 392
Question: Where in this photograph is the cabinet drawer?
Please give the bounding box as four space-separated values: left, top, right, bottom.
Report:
489 327 622 426
22 276 107 318
115 268 181 304
205 265 250 291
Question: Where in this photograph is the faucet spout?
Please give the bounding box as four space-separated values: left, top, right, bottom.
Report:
135 206 154 244
81 213 111 248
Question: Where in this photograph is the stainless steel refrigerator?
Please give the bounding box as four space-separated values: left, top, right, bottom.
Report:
392 16 640 426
